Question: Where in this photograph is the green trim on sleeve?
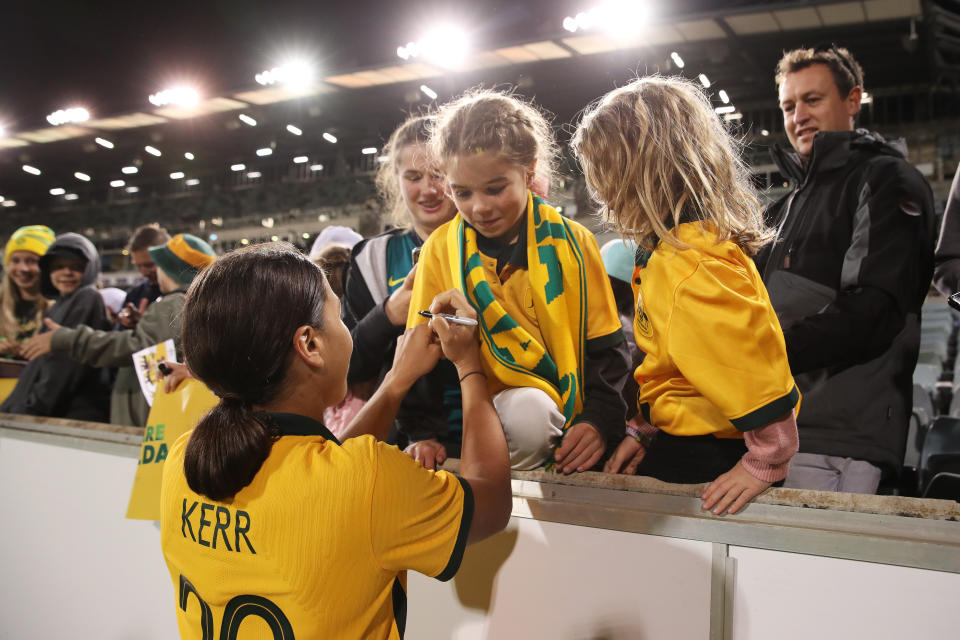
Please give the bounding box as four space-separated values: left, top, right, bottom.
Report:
586 328 625 354
730 385 800 432
435 476 475 582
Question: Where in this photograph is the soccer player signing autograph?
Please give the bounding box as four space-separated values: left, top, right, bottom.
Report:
160 243 510 639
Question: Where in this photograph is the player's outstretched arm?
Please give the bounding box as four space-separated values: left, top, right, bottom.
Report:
428 289 511 544
341 323 441 442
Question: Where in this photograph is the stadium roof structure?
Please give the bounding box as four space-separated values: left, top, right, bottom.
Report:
1 0 957 217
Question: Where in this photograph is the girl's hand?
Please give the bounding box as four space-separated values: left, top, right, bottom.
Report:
386 324 442 390
0 338 20 356
160 361 193 394
384 264 417 326
428 289 481 369
554 422 604 474
701 461 771 515
404 438 448 470
603 436 646 474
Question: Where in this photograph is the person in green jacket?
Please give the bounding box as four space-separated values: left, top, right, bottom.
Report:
20 234 215 426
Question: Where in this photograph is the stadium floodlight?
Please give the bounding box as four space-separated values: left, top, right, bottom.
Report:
22 165 41 176
46 107 90 126
861 91 872 105
240 239 249 245
761 129 770 136
723 112 743 122
122 166 138 174
670 52 684 68
397 25 469 68
0 124 5 137
186 178 200 186
125 186 139 193
231 163 246 172
247 171 262 179
293 155 308 164
376 155 389 163
209 233 218 242
562 2 650 37
145 145 162 157
698 74 711 88
255 59 315 88
420 84 438 100
309 164 324 172
271 235 279 242
322 132 337 144
714 105 736 114
256 147 273 157
238 114 257 126
170 171 185 180
74 171 91 182
110 180 125 187
64 193 79 201
286 124 302 136
148 87 199 107
50 188 66 196
362 147 377 155
95 137 114 149
1 200 15 207
184 152 195 160
718 90 730 104
301 232 310 239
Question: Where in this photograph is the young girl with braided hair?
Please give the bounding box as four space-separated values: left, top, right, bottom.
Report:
573 76 800 515
405 89 630 473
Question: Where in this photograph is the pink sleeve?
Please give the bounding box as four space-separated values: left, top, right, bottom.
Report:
741 418 799 483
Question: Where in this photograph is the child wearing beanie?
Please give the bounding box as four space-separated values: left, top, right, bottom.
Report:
19 234 216 426
0 225 55 356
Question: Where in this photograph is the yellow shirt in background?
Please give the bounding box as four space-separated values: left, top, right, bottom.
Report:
632 222 799 438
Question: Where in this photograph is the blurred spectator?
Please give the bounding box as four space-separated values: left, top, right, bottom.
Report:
341 115 458 447
309 225 363 261
119 223 170 328
600 238 643 422
0 233 111 421
19 234 215 426
757 45 935 493
933 164 960 296
0 226 54 357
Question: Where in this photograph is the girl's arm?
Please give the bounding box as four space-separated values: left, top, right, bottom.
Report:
700 410 799 515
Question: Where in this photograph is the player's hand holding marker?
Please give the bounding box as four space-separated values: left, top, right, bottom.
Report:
404 289 483 471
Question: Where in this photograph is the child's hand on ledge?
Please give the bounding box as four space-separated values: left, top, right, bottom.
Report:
555 422 603 474
701 461 771 515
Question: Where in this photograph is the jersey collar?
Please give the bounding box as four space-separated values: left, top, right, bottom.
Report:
264 412 341 445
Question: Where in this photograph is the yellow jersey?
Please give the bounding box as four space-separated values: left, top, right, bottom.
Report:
160 412 472 639
632 222 799 438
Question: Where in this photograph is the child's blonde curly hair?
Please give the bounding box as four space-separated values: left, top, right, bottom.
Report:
571 75 772 255
429 88 557 196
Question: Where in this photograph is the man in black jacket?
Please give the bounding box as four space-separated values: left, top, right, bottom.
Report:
757 45 935 493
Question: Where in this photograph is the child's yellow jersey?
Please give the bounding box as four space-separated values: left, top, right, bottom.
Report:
632 223 799 438
160 412 472 639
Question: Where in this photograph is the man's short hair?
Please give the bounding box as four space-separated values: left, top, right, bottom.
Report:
775 45 865 98
126 223 171 252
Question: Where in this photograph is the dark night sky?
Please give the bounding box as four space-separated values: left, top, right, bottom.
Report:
0 0 765 131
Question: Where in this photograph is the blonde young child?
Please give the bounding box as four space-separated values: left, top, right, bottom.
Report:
573 76 800 515
405 89 629 473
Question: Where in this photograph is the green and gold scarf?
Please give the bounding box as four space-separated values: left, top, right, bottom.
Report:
446 191 588 432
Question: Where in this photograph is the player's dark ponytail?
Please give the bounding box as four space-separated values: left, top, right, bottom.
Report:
181 242 328 501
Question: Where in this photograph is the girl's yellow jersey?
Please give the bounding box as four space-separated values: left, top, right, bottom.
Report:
632 223 800 438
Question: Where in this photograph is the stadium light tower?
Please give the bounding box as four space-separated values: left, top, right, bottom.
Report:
148 87 199 107
255 59 315 88
561 2 651 37
397 24 470 68
47 107 90 126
